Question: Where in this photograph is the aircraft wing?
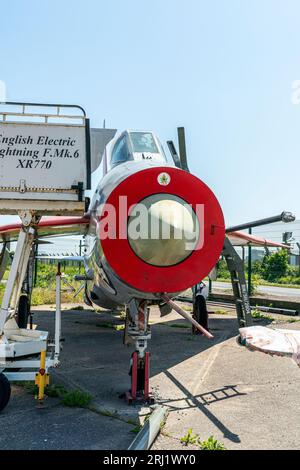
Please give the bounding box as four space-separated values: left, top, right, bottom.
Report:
36 255 84 262
227 231 289 248
0 216 289 249
0 216 90 243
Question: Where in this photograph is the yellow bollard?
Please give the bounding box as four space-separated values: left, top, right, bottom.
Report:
35 350 49 402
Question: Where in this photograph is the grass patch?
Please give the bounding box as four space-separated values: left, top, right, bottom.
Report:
182 305 193 312
89 407 116 418
44 384 67 397
16 380 91 408
214 309 228 315
0 264 85 306
16 382 67 398
130 424 142 434
68 305 84 311
21 381 38 395
170 323 190 329
287 318 300 323
251 309 273 321
96 322 124 331
61 389 92 408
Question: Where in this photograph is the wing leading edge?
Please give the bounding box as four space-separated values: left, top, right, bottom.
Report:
227 231 290 248
0 216 90 242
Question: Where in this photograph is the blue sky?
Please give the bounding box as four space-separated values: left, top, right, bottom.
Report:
1 0 300 229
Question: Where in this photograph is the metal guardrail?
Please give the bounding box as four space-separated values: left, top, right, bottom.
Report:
128 406 169 450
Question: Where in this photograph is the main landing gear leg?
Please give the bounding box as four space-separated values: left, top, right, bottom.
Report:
192 283 209 335
124 300 154 405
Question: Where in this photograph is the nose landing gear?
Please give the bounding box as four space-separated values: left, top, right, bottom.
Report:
124 300 154 405
127 350 153 405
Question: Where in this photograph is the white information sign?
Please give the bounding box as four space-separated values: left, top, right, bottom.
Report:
0 122 88 197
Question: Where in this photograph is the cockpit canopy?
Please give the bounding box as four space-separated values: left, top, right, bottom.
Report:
108 130 167 170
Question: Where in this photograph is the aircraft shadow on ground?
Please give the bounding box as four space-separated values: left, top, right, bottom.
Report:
33 310 269 444
149 316 247 443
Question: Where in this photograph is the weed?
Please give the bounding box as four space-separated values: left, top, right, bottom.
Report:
119 311 126 321
22 382 38 395
16 379 91 408
180 428 199 446
126 418 139 426
61 389 92 408
91 407 115 418
16 381 67 399
114 324 125 331
198 436 226 450
130 425 142 434
180 429 226 450
251 309 273 321
45 384 67 398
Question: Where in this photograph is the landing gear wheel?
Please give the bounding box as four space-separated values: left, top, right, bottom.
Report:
0 373 11 412
193 295 209 334
17 294 30 329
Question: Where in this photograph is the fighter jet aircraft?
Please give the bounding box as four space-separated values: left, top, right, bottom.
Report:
0 129 289 402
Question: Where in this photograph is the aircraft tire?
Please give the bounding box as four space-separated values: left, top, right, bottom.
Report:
17 294 30 329
0 373 11 412
193 295 209 332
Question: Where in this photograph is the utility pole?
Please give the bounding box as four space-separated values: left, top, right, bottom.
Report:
79 239 83 273
34 243 38 287
248 227 252 295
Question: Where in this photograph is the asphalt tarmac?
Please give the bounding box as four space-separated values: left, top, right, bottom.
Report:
1 304 299 450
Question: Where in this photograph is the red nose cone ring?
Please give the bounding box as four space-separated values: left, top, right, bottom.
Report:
100 167 225 293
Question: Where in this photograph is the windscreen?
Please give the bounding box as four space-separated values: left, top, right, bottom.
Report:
130 132 159 153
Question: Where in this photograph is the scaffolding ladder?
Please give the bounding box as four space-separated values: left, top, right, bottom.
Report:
222 237 253 327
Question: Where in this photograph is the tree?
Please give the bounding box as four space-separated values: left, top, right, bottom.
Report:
261 250 289 282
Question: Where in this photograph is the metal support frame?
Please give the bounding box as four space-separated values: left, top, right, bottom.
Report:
55 264 62 362
0 215 62 407
124 300 154 405
35 350 50 402
0 211 38 334
222 237 253 327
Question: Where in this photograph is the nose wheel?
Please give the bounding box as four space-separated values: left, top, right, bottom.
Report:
0 373 11 412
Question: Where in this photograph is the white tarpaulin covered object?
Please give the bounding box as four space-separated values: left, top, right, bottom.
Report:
239 326 300 367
